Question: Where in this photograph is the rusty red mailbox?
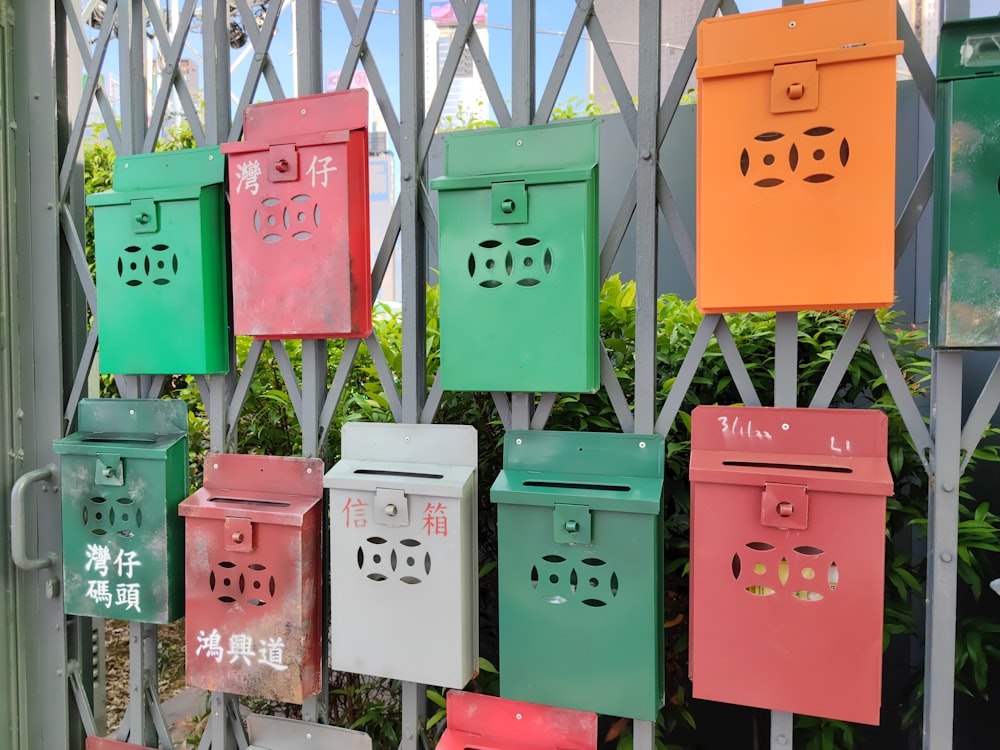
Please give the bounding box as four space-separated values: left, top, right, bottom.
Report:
437 691 597 750
689 406 892 724
221 89 371 339
179 453 324 703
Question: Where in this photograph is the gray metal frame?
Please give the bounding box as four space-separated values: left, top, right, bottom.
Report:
3 1 992 749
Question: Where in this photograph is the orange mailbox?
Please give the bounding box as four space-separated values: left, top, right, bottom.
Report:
695 0 902 313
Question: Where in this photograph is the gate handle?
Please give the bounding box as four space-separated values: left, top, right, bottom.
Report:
10 464 58 571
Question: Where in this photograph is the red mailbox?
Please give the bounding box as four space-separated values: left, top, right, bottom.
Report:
179 453 324 703
437 691 596 750
689 406 893 725
221 90 371 339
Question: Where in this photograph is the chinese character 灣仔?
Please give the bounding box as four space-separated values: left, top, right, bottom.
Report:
342 497 368 528
114 548 141 579
228 633 255 666
84 543 112 577
306 154 337 188
235 159 262 195
257 637 289 671
421 502 448 537
115 582 141 613
85 579 113 608
195 629 224 663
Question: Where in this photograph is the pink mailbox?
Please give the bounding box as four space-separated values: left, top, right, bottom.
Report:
689 406 892 725
179 453 323 703
221 90 371 339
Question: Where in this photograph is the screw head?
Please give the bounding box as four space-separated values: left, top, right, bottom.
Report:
515 713 523 720
516 438 522 445
515 139 523 146
788 20 796 28
639 441 646 448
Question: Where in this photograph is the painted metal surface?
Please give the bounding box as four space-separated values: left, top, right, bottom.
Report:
689 406 893 725
222 90 372 339
86 146 229 374
696 0 903 312
180 453 324 704
931 18 1000 348
491 430 664 720
323 422 478 688
431 119 600 392
52 399 188 623
244 713 372 749
437 690 597 750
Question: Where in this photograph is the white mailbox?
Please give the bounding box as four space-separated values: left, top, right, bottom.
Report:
324 422 478 688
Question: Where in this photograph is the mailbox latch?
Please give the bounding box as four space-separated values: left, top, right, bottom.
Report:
130 198 159 234
770 60 819 114
553 503 592 545
268 143 299 183
95 454 124 486
491 180 528 225
225 516 255 552
374 487 409 527
761 482 809 530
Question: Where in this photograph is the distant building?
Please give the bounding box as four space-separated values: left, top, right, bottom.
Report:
425 2 489 128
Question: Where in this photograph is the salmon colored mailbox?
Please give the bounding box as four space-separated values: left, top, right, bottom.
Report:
695 0 902 313
221 89 371 338
179 453 323 703
437 691 596 750
689 406 893 724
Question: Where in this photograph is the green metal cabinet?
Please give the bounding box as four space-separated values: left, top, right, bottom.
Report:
932 18 1000 348
431 120 600 392
86 146 229 373
490 430 664 720
53 398 188 623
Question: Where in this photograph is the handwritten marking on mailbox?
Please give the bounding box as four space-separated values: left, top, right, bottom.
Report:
830 436 852 454
195 628 289 671
83 543 143 612
717 415 772 441
306 155 337 189
342 497 368 528
235 159 262 196
422 502 449 537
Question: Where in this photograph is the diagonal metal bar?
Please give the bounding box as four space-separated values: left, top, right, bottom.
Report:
195 375 212 418
511 0 535 126
600 171 637 282
226 338 265 445
269 340 305 426
456 0 512 128
365 333 403 423
64 326 99 424
530 392 558 430
655 314 719 436
418 182 440 256
586 10 637 143
895 152 933 263
656 166 696 283
491 392 512 431
535 0 593 124
721 0 741 14
229 0 286 141
318 338 362 445
333 0 401 153
601 343 635 433
808 309 875 409
336 0 377 83
143 375 166 400
59 0 118 199
715 317 762 407
420 372 444 425
897 2 935 117
372 200 402 293
657 0 721 148
58 205 98 313
959 356 1000 475
863 314 933 468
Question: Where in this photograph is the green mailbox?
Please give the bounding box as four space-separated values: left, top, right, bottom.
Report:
490 430 664 720
86 146 229 374
53 398 188 623
932 18 1000 348
431 120 600 392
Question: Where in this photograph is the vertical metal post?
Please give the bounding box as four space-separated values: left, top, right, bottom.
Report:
922 350 963 750
202 0 232 144
511 0 535 127
128 622 157 746
118 0 147 154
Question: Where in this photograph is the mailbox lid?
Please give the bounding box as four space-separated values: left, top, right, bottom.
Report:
239 89 368 142
91 145 223 196
53 398 187 456
324 458 472 497
938 17 1000 81
696 0 901 79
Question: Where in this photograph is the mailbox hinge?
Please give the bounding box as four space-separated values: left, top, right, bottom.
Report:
770 60 819 114
760 482 809 530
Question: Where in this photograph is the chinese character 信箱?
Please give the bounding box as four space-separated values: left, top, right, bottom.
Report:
85 579 113 608
257 637 289 672
342 497 368 528
421 502 448 537
84 543 111 577
114 548 141 579
228 633 255 666
235 159 262 196
115 582 141 613
195 629 224 663
306 154 337 188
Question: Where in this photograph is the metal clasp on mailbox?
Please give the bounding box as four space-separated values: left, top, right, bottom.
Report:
761 482 808 530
